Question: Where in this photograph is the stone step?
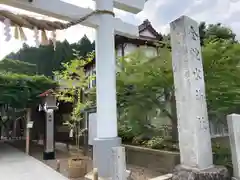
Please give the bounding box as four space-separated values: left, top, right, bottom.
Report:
149 174 173 180
85 169 131 180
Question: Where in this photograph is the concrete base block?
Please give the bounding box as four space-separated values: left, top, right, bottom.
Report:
172 165 230 180
232 177 240 180
149 174 173 180
93 137 121 178
85 170 130 180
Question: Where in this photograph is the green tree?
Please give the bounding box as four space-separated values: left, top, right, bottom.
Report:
71 35 95 57
117 39 240 142
117 49 176 139
5 36 95 77
0 73 57 108
199 22 237 45
162 22 237 46
0 59 37 75
54 52 94 148
203 40 240 120
199 22 207 46
0 72 57 136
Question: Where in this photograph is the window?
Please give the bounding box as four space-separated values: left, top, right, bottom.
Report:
92 67 96 87
86 66 96 89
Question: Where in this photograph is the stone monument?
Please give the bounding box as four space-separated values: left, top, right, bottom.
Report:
227 114 240 180
170 15 229 180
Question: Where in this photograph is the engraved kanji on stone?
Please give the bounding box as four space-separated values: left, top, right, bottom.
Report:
197 116 209 131
189 25 199 40
193 68 202 80
195 89 204 100
190 48 200 61
48 114 53 122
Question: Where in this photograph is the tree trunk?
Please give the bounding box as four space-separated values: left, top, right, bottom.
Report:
170 95 178 142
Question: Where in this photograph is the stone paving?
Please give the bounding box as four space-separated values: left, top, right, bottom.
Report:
0 141 68 180
7 140 163 180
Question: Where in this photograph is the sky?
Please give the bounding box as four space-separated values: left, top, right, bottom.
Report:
0 0 240 59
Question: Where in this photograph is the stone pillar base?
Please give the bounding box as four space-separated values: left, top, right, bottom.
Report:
43 151 55 160
93 137 122 178
172 165 230 180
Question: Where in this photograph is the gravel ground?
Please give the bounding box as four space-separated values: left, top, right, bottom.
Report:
8 140 162 180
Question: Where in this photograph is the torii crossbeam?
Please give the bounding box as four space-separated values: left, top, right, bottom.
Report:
0 0 145 37
0 0 146 178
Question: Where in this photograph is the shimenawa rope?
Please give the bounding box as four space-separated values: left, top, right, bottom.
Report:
0 9 115 31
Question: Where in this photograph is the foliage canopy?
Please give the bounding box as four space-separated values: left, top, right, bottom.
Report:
0 73 57 108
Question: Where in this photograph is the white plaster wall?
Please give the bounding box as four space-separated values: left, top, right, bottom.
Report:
116 46 122 57
140 46 158 58
116 43 157 58
57 80 68 89
140 29 156 38
56 78 80 90
116 47 123 72
124 44 138 56
116 44 138 57
54 74 68 90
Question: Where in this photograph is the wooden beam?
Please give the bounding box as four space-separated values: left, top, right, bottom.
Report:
0 0 139 38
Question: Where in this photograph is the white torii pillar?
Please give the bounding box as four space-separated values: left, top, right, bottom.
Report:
93 0 120 178
93 1 144 178
1 0 145 178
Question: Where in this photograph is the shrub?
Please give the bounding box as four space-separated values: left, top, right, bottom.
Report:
118 124 135 143
212 143 233 177
145 136 165 149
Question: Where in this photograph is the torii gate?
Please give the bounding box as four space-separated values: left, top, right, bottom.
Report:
0 0 146 178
